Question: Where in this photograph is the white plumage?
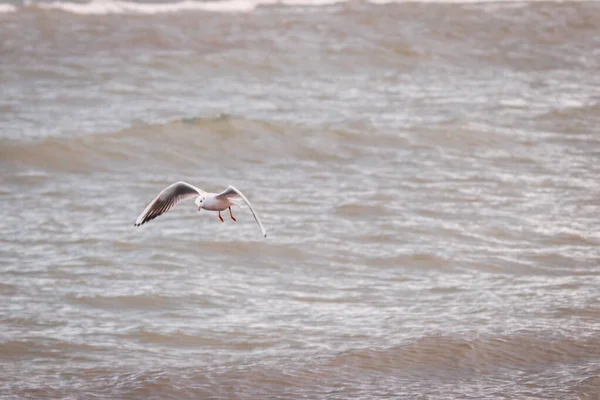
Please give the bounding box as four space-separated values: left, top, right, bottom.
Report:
134 181 267 238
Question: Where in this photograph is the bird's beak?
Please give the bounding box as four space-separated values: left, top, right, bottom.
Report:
197 206 201 211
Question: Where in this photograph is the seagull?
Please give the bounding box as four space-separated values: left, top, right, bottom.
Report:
134 181 267 238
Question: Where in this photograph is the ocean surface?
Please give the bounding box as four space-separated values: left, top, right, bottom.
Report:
1 0 600 398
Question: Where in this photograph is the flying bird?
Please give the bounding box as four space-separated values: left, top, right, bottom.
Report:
134 181 267 238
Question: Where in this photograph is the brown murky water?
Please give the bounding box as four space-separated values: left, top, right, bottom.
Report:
1 1 600 398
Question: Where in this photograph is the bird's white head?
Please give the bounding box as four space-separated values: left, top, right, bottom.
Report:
194 196 205 210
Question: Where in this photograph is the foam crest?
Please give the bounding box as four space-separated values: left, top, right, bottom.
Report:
368 0 561 3
0 3 17 12
33 0 351 15
36 0 258 15
278 0 345 5
17 0 595 15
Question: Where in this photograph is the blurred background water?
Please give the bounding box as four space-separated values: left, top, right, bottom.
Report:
1 1 600 398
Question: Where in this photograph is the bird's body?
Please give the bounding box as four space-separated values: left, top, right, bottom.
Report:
199 193 233 212
134 181 267 238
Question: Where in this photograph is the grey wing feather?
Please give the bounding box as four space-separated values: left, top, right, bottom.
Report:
214 186 239 199
216 185 267 238
134 181 204 226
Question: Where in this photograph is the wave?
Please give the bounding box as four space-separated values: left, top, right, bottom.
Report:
4 0 591 16
34 0 260 14
0 115 358 172
322 333 600 373
0 339 104 359
21 0 346 15
66 293 190 309
0 3 16 12
119 329 274 350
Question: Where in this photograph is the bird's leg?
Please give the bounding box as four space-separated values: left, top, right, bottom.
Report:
218 211 224 222
229 207 237 221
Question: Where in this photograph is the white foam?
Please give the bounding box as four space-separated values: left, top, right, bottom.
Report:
368 0 594 3
33 0 356 15
278 0 346 5
26 0 600 15
0 3 17 12
36 0 258 15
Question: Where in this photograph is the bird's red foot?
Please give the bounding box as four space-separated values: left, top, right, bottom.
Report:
218 211 224 222
229 207 237 221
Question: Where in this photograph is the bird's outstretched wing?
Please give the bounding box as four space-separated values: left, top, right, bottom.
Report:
216 185 267 238
135 181 204 226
